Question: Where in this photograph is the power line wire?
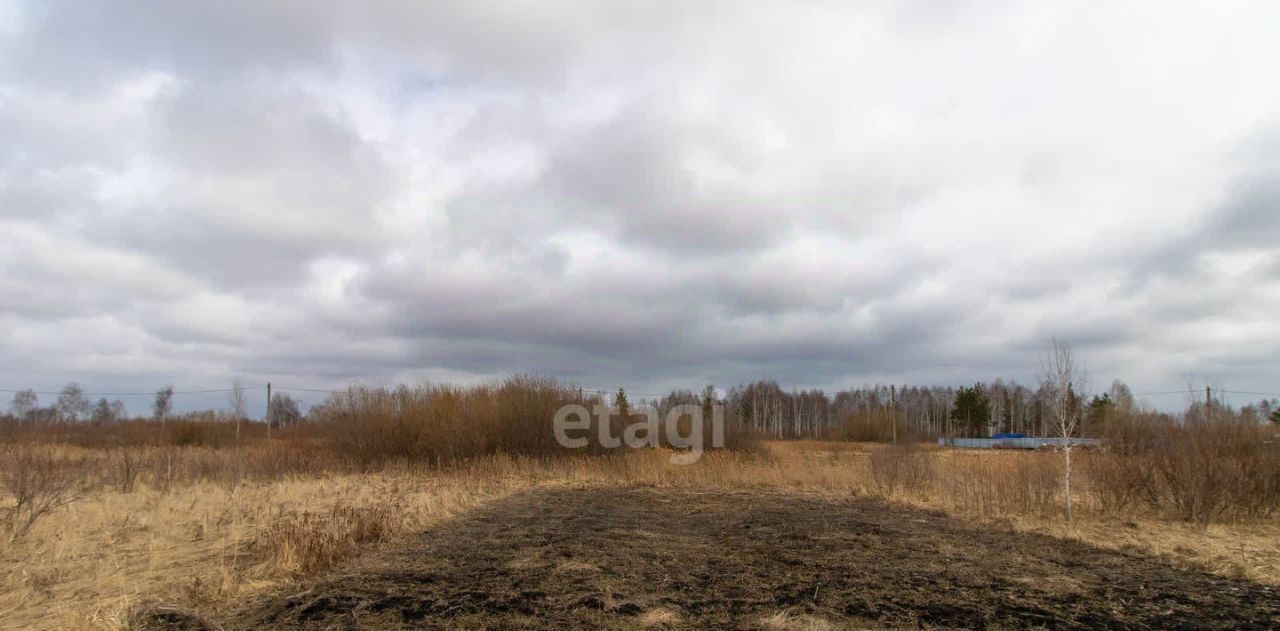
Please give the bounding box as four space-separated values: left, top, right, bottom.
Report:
0 386 267 397
1217 389 1280 398
2 382 1273 402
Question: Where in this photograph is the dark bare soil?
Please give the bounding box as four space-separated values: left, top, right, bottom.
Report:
201 487 1276 630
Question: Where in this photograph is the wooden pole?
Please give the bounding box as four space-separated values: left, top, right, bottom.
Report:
890 385 897 445
266 382 272 438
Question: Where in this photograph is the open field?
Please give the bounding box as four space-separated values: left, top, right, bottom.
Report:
10 4 1280 628
2 441 1279 629
219 486 1278 630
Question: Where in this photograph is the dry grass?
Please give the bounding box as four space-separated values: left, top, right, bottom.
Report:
0 460 541 629
1018 517 1280 584
638 606 682 627
0 441 1277 630
758 610 836 631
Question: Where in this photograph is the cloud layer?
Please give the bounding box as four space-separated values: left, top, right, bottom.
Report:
2 1 1279 412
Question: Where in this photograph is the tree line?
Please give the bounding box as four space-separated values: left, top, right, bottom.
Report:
650 378 1279 440
7 377 1279 438
4 383 304 429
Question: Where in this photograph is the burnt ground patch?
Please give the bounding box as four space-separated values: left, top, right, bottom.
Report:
217 487 1278 630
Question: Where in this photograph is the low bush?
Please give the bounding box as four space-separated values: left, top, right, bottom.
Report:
1090 416 1279 524
0 446 86 540
312 376 592 469
868 444 935 496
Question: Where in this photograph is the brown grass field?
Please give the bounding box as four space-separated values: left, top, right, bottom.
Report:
2 440 1278 629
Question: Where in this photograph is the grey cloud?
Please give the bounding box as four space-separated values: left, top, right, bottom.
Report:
5 1 339 87
6 1 710 90
0 165 100 219
1118 145 1280 293
537 104 789 253
1209 180 1280 248
432 100 796 257
3 1 1280 410
96 82 397 289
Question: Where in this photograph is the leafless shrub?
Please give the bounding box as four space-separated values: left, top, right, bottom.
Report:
1081 451 1140 514
0 415 269 449
1145 420 1277 524
111 447 139 493
940 452 1061 518
1087 413 1279 525
315 377 598 469
0 446 86 540
830 409 933 443
869 444 935 496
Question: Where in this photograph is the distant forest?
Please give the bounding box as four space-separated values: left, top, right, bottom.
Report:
7 378 1280 441
643 380 1280 440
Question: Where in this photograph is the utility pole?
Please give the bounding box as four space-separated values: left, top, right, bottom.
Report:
1205 385 1211 423
266 382 272 439
890 385 897 445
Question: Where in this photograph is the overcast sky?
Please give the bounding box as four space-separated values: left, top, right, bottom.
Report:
2 1 1278 413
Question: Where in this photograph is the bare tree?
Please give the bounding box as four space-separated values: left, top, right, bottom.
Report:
229 379 246 446
55 383 91 422
1108 379 1135 414
9 390 37 420
152 385 174 428
269 392 302 431
68 394 126 425
1043 340 1087 520
90 398 114 424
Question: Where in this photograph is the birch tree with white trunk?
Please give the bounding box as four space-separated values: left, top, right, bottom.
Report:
228 380 246 448
1043 340 1086 521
